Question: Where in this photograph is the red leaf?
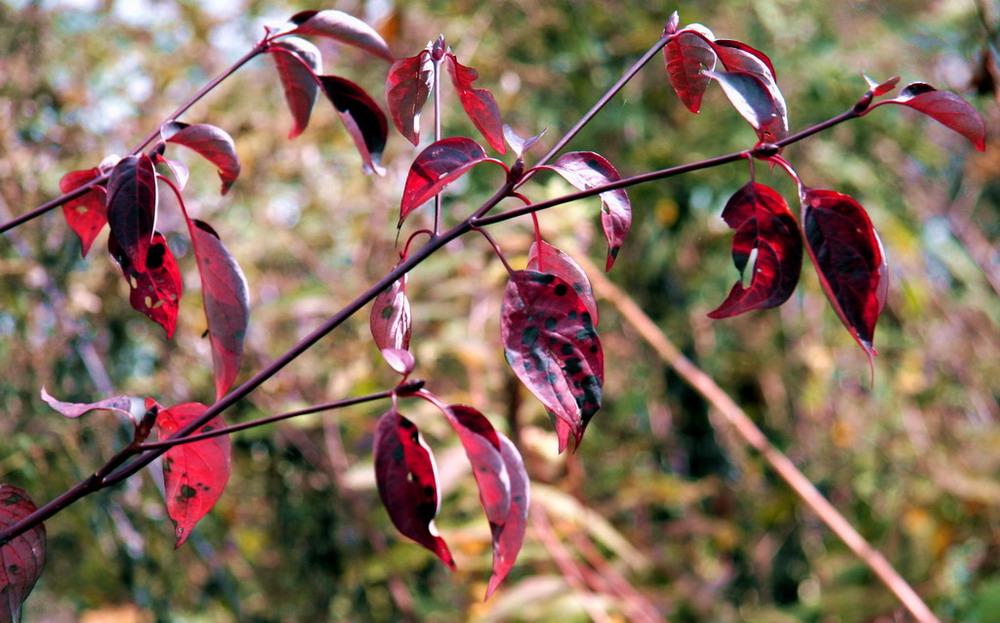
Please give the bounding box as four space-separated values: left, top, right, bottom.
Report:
486 433 529 599
0 485 46 623
399 137 505 227
501 270 604 452
59 167 107 257
541 152 631 271
445 54 506 154
442 405 510 523
187 220 249 401
704 70 786 143
318 76 388 176
801 188 888 365
109 232 182 337
162 122 241 194
40 387 134 421
871 82 986 151
155 403 231 548
527 240 599 325
381 348 415 376
373 410 455 568
285 10 394 62
386 51 434 146
711 40 788 142
152 153 190 191
269 37 322 139
663 24 717 113
370 274 411 352
106 154 157 270
708 182 802 318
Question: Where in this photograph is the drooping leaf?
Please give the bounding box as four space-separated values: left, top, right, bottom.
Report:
801 188 888 364
540 152 631 271
442 405 510 523
704 70 786 143
186 220 250 401
398 137 505 227
269 37 322 139
152 153 190 191
155 402 231 548
318 75 388 175
708 182 802 318
445 53 506 154
501 270 604 452
503 124 547 158
385 51 434 145
109 232 183 337
527 240 599 324
870 82 986 150
711 40 788 141
39 387 134 421
663 24 717 113
106 154 158 270
373 409 455 568
381 348 416 376
285 10 394 62
0 485 46 623
370 275 411 352
162 122 241 194
58 167 107 257
486 433 530 599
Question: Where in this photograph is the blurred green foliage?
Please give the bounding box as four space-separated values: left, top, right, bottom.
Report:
1 0 997 621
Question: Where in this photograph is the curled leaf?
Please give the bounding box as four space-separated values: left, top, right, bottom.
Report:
663 24 717 113
486 434 530 599
711 40 788 141
318 75 388 175
106 154 158 270
269 37 322 139
386 51 434 145
0 485 46 623
285 10 394 62
162 122 241 194
370 274 412 352
870 82 986 150
152 153 190 191
40 387 135 421
109 231 183 337
503 124 547 158
704 70 786 143
445 53 506 154
381 348 415 376
59 167 107 257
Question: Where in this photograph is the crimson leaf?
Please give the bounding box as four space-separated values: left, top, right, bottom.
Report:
445 53 506 154
318 75 388 176
501 270 604 452
486 433 530 599
40 387 134 421
269 37 322 140
663 24 717 113
187 220 249 401
162 122 241 194
370 274 411 352
106 154 157 270
704 70 785 143
155 402 231 548
58 167 107 257
711 40 788 142
527 240 599 325
442 405 510 523
540 152 631 271
708 182 802 318
385 51 434 146
399 137 505 227
0 485 45 623
109 232 183 337
373 409 455 568
801 188 888 364
870 82 986 151
284 10 393 62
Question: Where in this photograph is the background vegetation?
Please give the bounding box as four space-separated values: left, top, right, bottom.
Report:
0 0 997 621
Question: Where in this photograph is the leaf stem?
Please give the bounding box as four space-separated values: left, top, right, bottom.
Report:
472 225 514 274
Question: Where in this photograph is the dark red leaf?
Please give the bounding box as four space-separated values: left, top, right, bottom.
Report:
445 54 506 154
708 182 802 318
269 37 322 140
373 410 455 568
386 51 433 146
59 167 107 257
162 122 241 194
155 402 231 548
0 485 46 623
442 405 510 523
801 188 888 365
486 433 529 599
318 75 388 176
540 152 631 271
527 240 599 324
187 220 249 401
109 232 183 337
399 137 505 227
663 24 717 113
106 154 157 270
370 275 411 352
40 387 134 421
285 10 394 62
704 70 786 143
871 82 986 151
711 40 788 141
501 270 604 452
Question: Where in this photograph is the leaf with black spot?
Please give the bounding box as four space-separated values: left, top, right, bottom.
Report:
109 231 182 337
0 484 46 623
